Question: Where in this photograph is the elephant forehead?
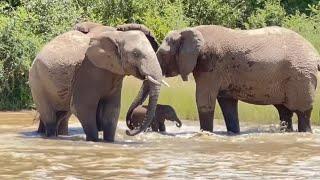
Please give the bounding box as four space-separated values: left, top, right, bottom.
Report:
124 32 152 49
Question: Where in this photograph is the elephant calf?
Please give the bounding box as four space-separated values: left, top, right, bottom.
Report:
128 104 182 132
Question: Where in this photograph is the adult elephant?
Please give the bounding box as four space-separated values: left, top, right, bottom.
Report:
36 22 116 134
29 23 164 141
115 24 164 131
155 25 320 133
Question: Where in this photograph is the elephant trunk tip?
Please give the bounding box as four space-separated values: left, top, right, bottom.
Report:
126 129 142 136
176 119 182 128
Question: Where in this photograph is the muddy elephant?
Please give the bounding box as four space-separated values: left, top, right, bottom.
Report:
129 104 182 132
156 25 320 133
73 21 117 37
29 22 164 141
36 22 116 134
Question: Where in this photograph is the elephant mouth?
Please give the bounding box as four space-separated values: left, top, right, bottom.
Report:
134 68 145 80
134 68 169 87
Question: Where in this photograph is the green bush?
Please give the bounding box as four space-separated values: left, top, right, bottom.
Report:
245 0 286 29
0 0 83 110
183 0 245 28
132 0 188 41
284 2 320 50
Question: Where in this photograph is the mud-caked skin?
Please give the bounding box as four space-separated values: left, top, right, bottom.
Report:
129 104 182 132
29 22 163 141
157 25 320 133
73 22 116 37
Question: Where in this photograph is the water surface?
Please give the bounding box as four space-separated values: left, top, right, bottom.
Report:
0 111 319 179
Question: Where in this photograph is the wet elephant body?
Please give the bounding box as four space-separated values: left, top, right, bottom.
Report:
129 104 182 132
29 22 163 141
157 25 320 133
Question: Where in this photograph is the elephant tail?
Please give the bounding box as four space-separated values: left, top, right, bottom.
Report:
317 63 320 71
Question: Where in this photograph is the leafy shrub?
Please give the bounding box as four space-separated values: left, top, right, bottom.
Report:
283 2 320 51
0 0 83 110
183 0 245 28
245 0 286 29
131 0 188 41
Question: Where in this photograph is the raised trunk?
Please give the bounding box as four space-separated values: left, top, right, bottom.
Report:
126 82 161 136
126 81 149 130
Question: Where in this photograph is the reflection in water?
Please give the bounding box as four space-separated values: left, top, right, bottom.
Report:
0 111 319 179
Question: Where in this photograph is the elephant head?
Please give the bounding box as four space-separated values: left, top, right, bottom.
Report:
86 30 163 136
156 28 204 81
116 23 167 131
116 23 159 51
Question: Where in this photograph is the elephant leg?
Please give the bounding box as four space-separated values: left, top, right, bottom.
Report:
151 120 159 132
39 106 57 137
274 104 293 132
99 92 121 142
194 72 220 132
37 120 45 134
195 87 218 132
75 102 99 141
158 121 166 132
296 108 312 132
57 111 71 135
217 97 240 134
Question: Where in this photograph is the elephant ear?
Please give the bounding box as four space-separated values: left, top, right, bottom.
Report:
116 23 159 51
177 29 204 81
86 32 125 75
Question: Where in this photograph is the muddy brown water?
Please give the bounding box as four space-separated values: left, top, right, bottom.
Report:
0 111 319 179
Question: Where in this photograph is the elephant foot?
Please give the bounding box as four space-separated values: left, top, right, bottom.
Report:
58 128 68 136
296 109 312 132
86 136 99 142
199 110 214 132
45 127 57 137
57 120 69 135
37 120 46 134
226 123 240 134
84 128 99 142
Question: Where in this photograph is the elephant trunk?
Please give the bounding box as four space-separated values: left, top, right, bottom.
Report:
175 118 182 128
126 82 161 136
126 80 149 130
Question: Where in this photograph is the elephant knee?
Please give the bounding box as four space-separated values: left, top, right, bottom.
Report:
198 105 214 113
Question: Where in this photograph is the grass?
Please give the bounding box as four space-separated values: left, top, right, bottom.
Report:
120 75 320 126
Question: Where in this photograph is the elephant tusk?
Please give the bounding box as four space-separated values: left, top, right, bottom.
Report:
161 80 170 87
146 75 161 85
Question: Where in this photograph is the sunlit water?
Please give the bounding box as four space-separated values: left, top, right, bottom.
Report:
0 111 319 179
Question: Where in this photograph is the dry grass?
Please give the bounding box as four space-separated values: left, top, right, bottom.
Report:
120 76 320 125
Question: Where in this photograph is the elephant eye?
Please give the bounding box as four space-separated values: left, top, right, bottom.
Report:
132 50 142 59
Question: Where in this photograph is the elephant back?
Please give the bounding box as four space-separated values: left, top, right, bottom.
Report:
31 30 90 108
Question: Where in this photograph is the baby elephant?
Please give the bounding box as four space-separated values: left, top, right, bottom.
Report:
129 104 182 132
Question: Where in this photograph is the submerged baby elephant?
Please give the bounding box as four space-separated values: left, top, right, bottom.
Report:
128 104 182 132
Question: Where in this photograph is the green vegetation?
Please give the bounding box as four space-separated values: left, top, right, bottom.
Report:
1 0 320 124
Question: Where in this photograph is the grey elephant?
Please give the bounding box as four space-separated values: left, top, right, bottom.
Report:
73 21 117 37
151 25 319 133
29 22 165 141
129 104 182 132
